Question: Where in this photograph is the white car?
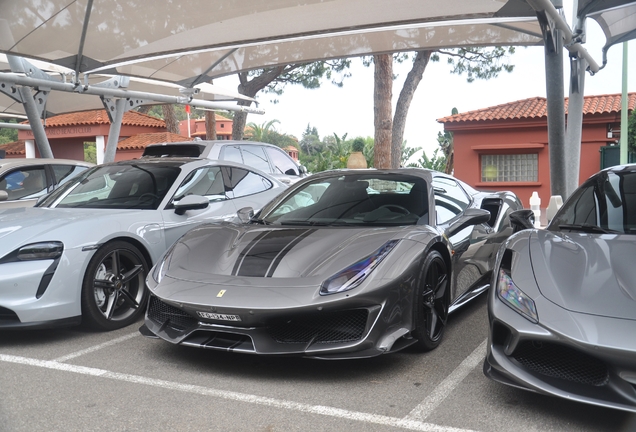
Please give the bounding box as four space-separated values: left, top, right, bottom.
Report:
0 158 94 208
0 157 285 331
142 140 308 185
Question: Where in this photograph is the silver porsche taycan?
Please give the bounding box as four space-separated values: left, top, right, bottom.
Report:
484 163 636 413
0 158 285 330
142 168 524 359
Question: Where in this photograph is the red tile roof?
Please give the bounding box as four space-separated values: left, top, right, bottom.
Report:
22 110 166 128
438 92 636 123
117 132 193 150
0 140 26 155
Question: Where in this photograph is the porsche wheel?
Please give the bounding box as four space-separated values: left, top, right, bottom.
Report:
81 241 149 331
412 250 449 351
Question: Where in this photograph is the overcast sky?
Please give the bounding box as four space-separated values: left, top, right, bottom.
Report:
215 5 636 160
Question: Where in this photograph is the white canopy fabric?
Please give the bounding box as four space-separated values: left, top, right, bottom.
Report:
1 1 634 112
0 0 545 88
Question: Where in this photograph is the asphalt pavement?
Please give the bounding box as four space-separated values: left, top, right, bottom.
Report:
1 295 634 432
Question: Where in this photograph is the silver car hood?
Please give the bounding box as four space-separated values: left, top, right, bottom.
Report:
530 229 636 320
165 224 413 287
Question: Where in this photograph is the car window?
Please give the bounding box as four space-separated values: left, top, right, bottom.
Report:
172 166 226 203
47 164 181 209
266 147 299 176
0 167 48 201
432 177 470 224
222 146 243 164
261 173 428 226
269 182 329 217
221 166 273 198
53 164 89 187
240 145 271 173
550 170 636 234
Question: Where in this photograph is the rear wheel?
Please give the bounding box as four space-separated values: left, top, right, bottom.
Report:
412 250 449 351
81 241 149 331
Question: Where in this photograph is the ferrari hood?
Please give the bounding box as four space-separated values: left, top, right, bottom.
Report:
529 229 636 320
165 224 411 287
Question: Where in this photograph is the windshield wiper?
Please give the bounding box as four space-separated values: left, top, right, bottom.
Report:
558 223 619 234
250 218 271 225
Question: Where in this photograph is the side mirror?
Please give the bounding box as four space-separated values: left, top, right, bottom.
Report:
298 165 308 175
509 209 535 233
174 195 209 215
0 190 7 202
237 206 254 224
446 208 491 237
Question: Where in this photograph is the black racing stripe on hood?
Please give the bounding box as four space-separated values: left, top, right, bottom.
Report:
231 230 270 276
233 229 316 277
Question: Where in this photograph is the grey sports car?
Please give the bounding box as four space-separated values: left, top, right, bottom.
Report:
142 168 523 359
484 164 636 413
0 158 285 331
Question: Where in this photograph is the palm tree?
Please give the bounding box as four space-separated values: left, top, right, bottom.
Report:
246 119 280 142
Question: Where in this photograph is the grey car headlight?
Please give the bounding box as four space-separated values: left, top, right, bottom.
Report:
496 268 538 323
320 240 399 295
17 242 64 260
151 246 175 284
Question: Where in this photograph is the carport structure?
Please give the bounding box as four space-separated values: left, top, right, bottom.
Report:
1 0 635 199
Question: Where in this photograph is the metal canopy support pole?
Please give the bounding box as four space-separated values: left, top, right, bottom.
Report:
6 55 55 158
533 1 568 199
102 98 127 163
565 55 586 197
620 42 629 165
18 86 54 158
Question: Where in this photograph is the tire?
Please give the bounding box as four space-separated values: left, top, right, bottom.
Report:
411 250 450 351
81 241 150 331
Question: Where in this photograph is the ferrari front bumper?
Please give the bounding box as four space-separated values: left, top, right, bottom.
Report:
141 293 413 359
484 291 636 413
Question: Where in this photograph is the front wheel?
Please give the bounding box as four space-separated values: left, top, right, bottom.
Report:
411 250 449 351
81 241 149 331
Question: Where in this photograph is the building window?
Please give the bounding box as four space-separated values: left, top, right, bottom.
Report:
481 154 538 182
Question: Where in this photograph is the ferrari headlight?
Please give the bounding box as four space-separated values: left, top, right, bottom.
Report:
151 245 175 284
496 268 538 323
320 240 399 295
17 242 64 261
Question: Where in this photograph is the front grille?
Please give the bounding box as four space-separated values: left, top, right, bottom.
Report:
0 306 19 322
512 341 609 386
269 309 368 344
147 296 198 331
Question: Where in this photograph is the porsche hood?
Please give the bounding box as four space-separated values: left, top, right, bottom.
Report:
529 229 636 320
163 223 411 286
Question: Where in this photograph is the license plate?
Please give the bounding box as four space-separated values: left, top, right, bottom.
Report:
196 311 242 321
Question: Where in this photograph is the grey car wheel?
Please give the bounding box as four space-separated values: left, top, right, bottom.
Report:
412 250 449 351
81 241 149 331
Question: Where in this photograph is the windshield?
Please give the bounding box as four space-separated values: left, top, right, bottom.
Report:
38 163 182 210
549 170 636 234
260 173 429 226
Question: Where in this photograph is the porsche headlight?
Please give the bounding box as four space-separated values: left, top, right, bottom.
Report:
320 240 399 295
496 268 538 323
17 242 64 261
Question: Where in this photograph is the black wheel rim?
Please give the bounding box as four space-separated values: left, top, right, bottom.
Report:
421 258 448 342
92 249 145 322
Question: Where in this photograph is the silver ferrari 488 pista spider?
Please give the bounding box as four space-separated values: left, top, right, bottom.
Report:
142 168 525 359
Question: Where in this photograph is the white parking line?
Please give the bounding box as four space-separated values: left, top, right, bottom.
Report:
405 339 487 422
0 353 478 432
52 331 139 363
